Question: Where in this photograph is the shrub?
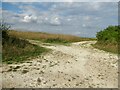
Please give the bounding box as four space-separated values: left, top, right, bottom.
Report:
96 25 119 44
44 38 68 44
94 25 120 53
0 21 10 38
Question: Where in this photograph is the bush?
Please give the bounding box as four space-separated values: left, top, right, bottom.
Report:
96 25 119 44
1 21 11 45
44 38 68 44
94 25 120 53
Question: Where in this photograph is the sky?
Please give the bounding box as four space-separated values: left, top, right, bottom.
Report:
1 2 118 37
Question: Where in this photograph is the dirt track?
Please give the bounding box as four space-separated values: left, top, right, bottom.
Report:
2 40 118 88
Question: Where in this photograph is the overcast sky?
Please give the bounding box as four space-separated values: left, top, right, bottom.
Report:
1 2 118 37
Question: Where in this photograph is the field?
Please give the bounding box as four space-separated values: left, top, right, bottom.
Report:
8 30 96 44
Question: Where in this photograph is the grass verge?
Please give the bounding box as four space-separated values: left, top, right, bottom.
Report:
2 30 48 64
92 42 118 54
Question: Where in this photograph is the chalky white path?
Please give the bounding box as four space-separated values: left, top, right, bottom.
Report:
2 40 118 88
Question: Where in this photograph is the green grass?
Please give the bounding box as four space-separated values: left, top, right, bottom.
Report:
3 44 48 64
43 38 70 45
2 30 48 64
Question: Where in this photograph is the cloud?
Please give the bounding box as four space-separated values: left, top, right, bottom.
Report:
22 15 37 23
49 16 61 25
2 9 20 23
83 16 91 21
82 24 86 27
2 2 118 37
89 2 101 10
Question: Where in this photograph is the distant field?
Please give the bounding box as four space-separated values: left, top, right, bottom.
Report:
8 30 96 44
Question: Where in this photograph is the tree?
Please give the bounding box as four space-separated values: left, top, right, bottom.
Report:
0 22 11 31
0 21 11 39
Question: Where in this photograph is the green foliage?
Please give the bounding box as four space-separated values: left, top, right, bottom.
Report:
2 33 48 64
96 25 119 44
1 22 11 43
44 38 69 44
3 43 48 64
95 25 119 53
0 21 11 31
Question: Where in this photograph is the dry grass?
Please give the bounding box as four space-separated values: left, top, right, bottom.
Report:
93 42 118 54
8 30 95 42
